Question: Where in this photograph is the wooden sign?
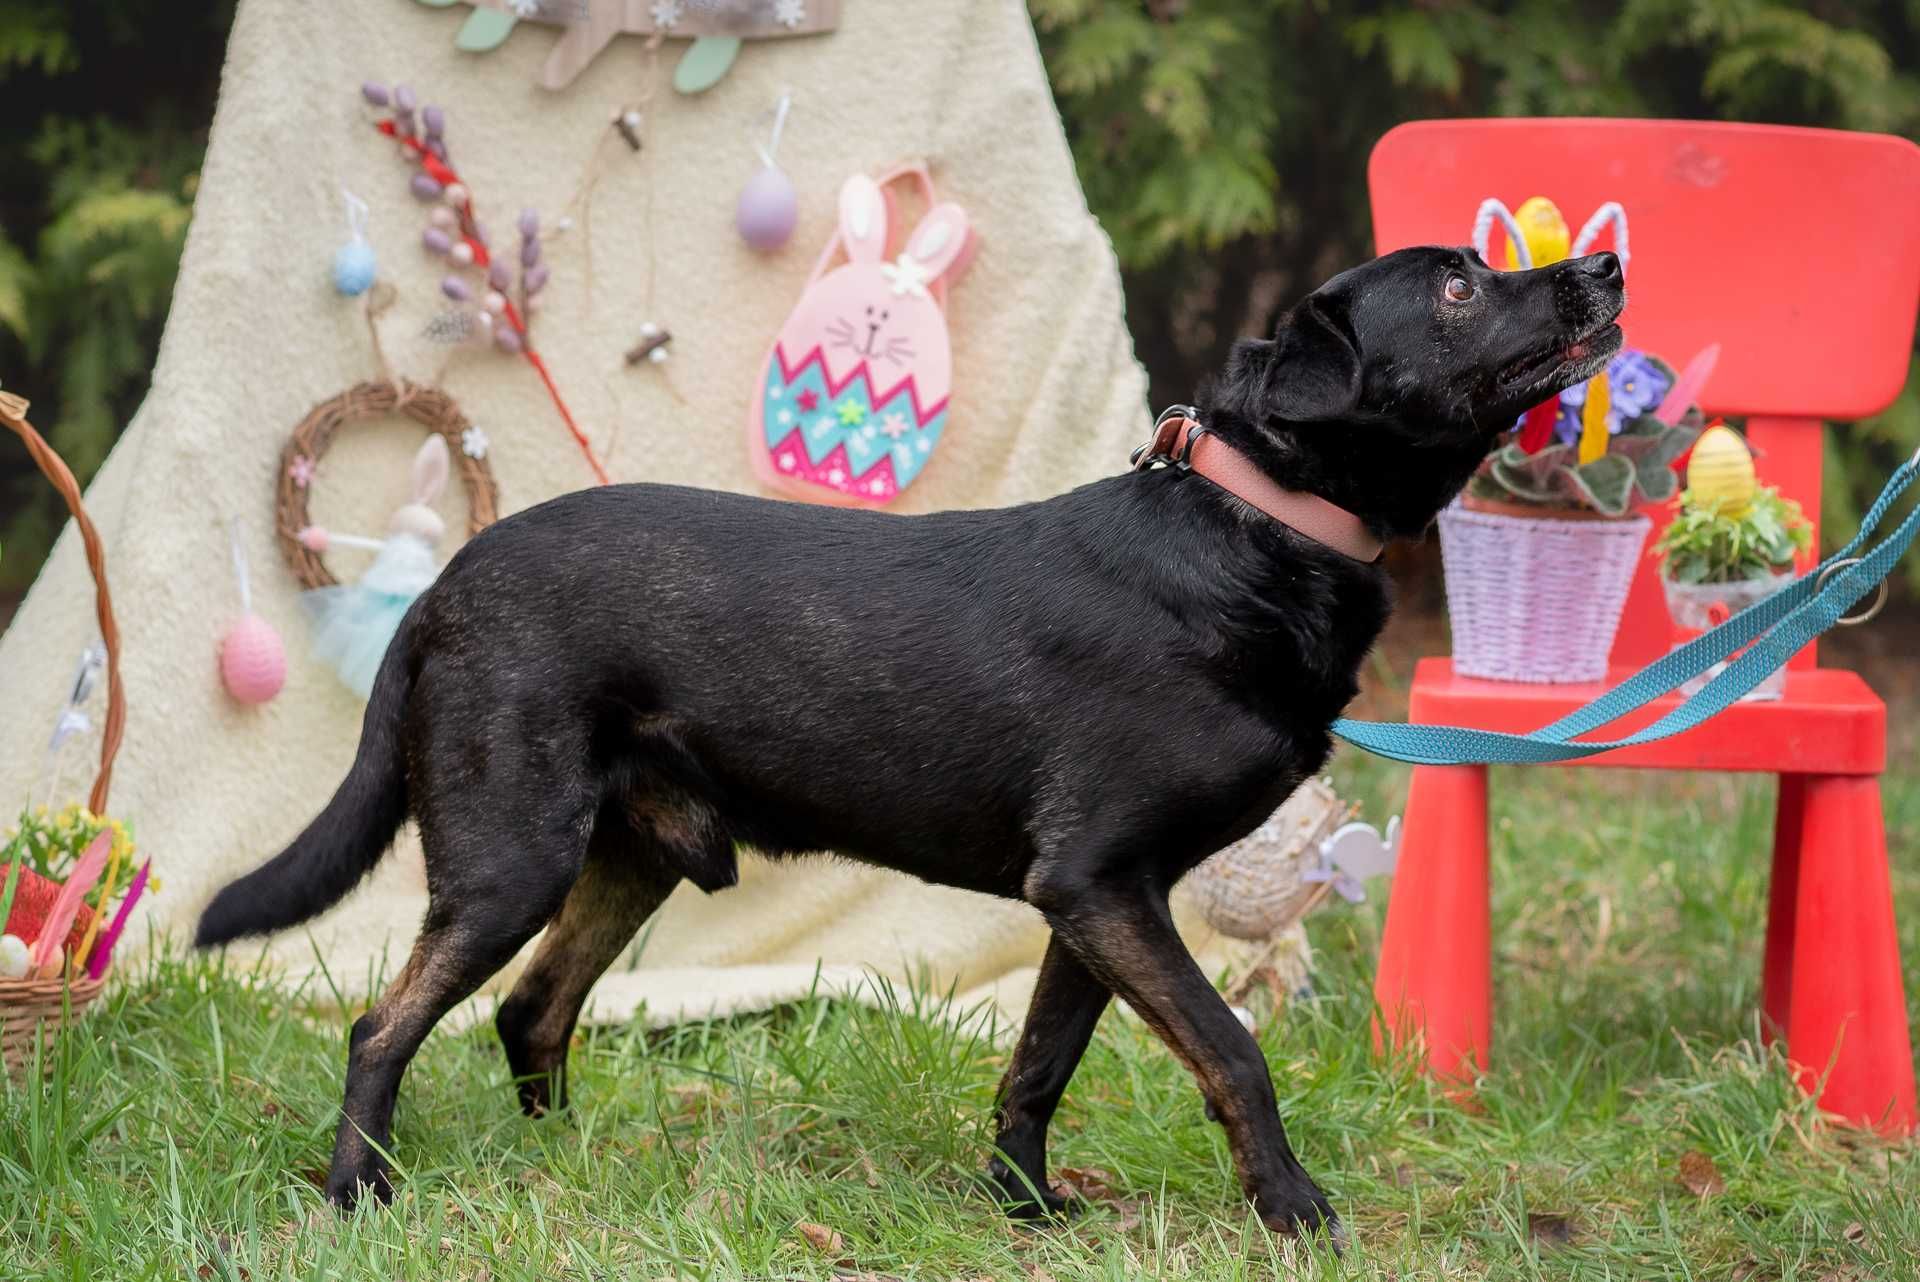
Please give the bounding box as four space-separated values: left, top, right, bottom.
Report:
418 0 842 91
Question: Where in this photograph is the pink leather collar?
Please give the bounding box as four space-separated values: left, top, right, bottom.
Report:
1131 407 1383 564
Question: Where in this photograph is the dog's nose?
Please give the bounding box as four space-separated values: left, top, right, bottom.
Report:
1573 251 1622 284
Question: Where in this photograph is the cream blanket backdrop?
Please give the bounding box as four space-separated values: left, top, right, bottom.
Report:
0 0 1258 1030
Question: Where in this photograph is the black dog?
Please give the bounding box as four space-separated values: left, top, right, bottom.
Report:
198 245 1624 1237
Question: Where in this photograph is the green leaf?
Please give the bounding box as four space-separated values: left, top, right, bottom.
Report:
1634 456 1680 502
1490 458 1564 503
1567 455 1636 516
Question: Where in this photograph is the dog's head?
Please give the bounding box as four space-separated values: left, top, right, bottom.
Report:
1216 246 1626 442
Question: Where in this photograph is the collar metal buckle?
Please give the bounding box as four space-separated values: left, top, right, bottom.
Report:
1131 404 1201 472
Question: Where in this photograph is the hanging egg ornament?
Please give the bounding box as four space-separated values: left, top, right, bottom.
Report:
332 189 378 296
1513 195 1572 269
736 92 798 251
738 165 798 251
219 522 287 704
1686 424 1758 516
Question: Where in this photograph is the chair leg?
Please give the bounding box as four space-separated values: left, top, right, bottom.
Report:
1761 773 1805 1042
1785 774 1916 1135
1373 764 1490 1084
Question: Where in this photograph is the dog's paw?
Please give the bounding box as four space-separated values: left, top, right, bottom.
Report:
1260 1187 1343 1254
985 1157 1076 1221
324 1164 394 1214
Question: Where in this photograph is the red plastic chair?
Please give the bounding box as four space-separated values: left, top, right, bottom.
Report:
1367 119 1920 1134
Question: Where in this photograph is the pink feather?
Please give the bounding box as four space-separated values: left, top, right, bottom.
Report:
85 859 150 981
28 830 111 976
1654 342 1721 426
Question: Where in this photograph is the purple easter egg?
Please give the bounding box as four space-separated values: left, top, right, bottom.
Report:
488 259 513 291
410 173 443 201
517 208 539 239
520 237 541 268
442 275 471 302
736 164 798 251
493 325 524 354
361 82 390 107
422 105 445 138
422 227 453 255
394 84 417 111
524 263 550 295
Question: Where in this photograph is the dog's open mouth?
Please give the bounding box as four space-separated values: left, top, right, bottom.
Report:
1496 321 1625 393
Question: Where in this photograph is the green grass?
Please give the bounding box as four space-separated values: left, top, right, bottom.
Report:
4 754 1917 1280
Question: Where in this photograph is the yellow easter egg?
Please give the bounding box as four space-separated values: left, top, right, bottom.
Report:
1686 425 1757 515
1514 196 1571 269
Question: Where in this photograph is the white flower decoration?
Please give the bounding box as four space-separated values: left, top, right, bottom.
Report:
879 251 934 299
461 425 490 460
650 0 684 27
508 0 542 16
773 0 807 29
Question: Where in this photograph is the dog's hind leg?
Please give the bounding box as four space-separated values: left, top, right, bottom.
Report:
986 934 1110 1217
1031 874 1340 1245
326 882 567 1210
494 830 679 1117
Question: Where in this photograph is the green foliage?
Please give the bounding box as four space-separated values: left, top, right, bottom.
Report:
1469 411 1700 516
0 1 231 594
1654 483 1814 582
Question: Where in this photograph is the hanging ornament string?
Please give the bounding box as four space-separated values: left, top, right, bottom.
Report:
364 83 610 486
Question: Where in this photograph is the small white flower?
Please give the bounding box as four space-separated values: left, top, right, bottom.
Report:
776 408 793 425
773 0 806 28
827 467 845 484
768 382 784 399
650 0 683 27
917 438 931 453
461 425 490 460
879 251 934 299
508 0 541 16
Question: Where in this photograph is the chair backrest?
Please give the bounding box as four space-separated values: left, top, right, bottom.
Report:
1369 119 1920 669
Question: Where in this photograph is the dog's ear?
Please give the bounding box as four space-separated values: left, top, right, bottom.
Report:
1264 294 1361 422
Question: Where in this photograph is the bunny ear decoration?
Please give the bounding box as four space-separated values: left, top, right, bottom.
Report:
838 173 891 264
411 433 451 505
898 203 973 289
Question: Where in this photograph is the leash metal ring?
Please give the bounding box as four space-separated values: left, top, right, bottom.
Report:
1814 557 1889 627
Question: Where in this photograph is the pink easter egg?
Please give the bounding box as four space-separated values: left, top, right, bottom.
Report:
220 613 287 704
736 165 798 251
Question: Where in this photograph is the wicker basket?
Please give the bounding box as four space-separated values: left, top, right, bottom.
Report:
0 389 124 1073
1438 498 1651 684
1184 777 1344 941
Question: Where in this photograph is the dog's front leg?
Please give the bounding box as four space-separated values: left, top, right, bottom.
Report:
987 934 1111 1216
1033 873 1340 1245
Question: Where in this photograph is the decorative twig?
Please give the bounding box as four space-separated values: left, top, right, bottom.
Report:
362 81 610 485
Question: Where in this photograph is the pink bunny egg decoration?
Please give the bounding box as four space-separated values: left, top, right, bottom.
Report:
750 165 975 506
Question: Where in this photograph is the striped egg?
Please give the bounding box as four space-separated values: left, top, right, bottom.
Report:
1686 425 1757 516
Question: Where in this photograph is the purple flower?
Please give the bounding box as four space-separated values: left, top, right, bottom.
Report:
1607 348 1670 418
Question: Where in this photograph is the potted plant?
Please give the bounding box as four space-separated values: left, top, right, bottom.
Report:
1650 424 1812 701
1439 346 1706 683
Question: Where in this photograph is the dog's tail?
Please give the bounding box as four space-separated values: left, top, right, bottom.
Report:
195 617 416 948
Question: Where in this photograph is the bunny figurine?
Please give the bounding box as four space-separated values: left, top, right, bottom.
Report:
750 165 976 506
296 434 452 698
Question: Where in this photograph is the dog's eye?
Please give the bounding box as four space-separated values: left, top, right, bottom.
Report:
1444 275 1475 303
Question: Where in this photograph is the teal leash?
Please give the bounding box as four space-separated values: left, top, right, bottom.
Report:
1330 449 1920 766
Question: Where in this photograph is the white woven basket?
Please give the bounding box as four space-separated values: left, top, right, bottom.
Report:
1438 502 1651 683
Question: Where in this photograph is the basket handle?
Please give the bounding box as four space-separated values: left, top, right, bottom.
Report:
0 390 125 814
